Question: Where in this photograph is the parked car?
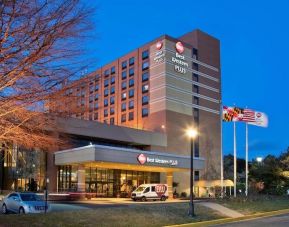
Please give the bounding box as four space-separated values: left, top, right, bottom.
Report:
131 184 168 201
1 192 49 214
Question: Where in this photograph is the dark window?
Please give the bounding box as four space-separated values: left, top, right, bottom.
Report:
104 79 109 87
104 89 109 97
111 76 115 84
193 63 198 71
129 57 135 66
104 109 108 117
104 99 108 107
151 186 155 192
122 71 127 80
142 72 149 82
110 118 114 124
110 107 115 115
129 68 134 76
142 108 148 117
121 103 126 111
89 95 93 102
194 171 200 181
142 61 149 70
142 50 149 59
128 112 134 121
193 73 199 82
194 139 200 157
89 85 94 93
89 113 93 120
121 114 126 122
144 187 150 193
122 81 127 90
94 112 98 120
193 108 199 118
111 66 115 74
142 95 149 105
95 84 99 91
95 74 100 80
104 69 110 76
192 48 198 60
194 97 199 105
110 86 115 94
129 79 134 87
129 100 134 109
110 96 115 104
122 61 127 69
129 89 134 98
95 103 99 109
193 85 199 93
95 94 99 100
142 84 149 93
121 92 126 100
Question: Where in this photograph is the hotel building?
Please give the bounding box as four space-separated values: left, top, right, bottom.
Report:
1 29 221 198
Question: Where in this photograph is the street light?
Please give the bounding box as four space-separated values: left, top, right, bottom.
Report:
186 128 198 217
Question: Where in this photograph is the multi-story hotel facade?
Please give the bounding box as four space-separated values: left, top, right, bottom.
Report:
1 29 222 198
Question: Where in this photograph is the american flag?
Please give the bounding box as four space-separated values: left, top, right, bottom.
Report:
243 109 255 122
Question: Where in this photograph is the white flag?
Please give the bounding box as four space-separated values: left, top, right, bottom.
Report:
248 111 268 127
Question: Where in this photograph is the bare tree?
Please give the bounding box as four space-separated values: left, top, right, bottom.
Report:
0 0 95 150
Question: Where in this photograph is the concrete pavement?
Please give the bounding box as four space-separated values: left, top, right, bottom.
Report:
199 202 244 218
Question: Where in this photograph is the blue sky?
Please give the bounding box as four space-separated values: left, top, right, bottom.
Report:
84 0 289 160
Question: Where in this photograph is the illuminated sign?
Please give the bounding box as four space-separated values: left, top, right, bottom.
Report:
137 153 178 166
176 41 184 54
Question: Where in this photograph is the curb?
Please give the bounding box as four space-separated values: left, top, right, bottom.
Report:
166 208 289 227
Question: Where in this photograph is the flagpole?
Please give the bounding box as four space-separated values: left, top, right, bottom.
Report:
245 122 248 196
233 121 237 197
220 104 224 198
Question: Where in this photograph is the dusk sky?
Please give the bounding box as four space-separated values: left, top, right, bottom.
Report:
84 0 289 160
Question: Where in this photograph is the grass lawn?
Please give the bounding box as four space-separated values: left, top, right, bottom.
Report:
216 195 289 215
0 203 224 227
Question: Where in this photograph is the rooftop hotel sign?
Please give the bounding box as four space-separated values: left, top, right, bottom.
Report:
172 41 188 74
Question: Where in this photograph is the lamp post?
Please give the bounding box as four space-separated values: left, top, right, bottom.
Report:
186 128 198 217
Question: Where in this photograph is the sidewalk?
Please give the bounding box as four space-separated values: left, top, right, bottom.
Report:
199 202 244 218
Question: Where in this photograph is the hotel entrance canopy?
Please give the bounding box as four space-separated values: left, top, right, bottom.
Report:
54 144 205 172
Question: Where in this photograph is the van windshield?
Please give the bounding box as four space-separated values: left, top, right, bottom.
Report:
135 187 146 192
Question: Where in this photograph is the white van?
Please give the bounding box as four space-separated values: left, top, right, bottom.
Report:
131 184 168 201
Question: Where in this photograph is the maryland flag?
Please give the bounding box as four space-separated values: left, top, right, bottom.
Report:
223 106 244 122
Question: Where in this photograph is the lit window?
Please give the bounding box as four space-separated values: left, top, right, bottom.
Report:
142 84 149 93
129 57 135 66
142 95 149 105
121 92 126 100
142 108 148 117
142 50 149 59
142 61 149 71
122 61 127 69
